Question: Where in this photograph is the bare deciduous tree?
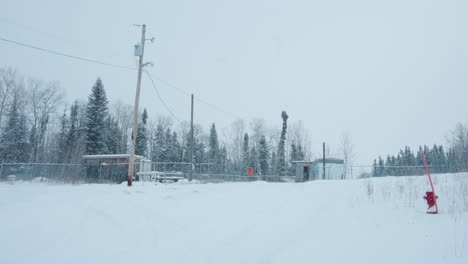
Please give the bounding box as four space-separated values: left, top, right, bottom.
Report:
28 79 63 162
226 119 246 169
111 100 133 152
340 132 355 179
447 122 468 170
289 121 312 160
0 67 20 129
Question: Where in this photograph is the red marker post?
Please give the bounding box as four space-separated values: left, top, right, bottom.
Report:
420 148 439 214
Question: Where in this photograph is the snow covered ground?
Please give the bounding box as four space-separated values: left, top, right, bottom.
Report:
1 174 467 264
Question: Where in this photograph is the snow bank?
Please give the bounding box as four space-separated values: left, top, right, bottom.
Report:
0 173 467 264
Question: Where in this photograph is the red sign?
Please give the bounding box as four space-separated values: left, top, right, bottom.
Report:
246 167 254 176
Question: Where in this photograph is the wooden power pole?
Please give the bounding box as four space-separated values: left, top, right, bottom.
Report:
128 24 146 187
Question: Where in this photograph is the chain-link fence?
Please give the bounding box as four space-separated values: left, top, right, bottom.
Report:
0 162 465 184
0 162 131 183
192 174 295 183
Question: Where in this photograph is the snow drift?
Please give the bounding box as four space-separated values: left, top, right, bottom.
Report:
0 173 467 264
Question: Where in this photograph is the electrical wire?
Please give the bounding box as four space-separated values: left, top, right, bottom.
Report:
144 70 182 123
145 71 242 120
0 36 136 70
0 35 243 121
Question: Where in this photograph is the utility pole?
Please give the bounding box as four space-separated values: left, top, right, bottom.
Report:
322 142 326 180
189 94 194 181
128 24 146 187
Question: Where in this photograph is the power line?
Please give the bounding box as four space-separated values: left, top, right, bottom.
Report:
0 36 136 70
0 35 242 120
146 71 242 120
149 74 191 96
144 70 182 123
196 97 241 120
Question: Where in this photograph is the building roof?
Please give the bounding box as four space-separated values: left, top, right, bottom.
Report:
82 154 148 161
292 158 344 165
312 158 344 165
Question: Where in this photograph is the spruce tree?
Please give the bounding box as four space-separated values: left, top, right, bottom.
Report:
377 156 384 176
105 116 122 154
171 131 182 162
0 93 30 163
372 159 378 177
289 143 298 175
270 151 277 176
194 140 206 165
242 133 249 174
219 145 228 173
85 78 109 155
438 145 447 173
57 107 68 163
64 101 80 163
249 145 260 175
208 123 220 172
447 148 458 173
135 109 148 157
384 155 392 176
277 111 288 176
258 135 269 178
151 124 165 162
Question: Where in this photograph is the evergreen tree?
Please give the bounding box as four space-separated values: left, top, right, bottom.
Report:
219 145 228 173
151 124 165 162
258 135 269 178
289 143 298 175
242 133 249 174
0 93 30 163
277 111 288 176
135 109 148 157
438 145 447 173
194 140 206 165
208 123 220 172
57 107 68 163
105 116 122 154
171 131 182 162
395 153 403 176
270 151 277 176
384 155 392 176
416 148 425 175
249 145 260 175
447 148 458 173
64 101 81 163
377 156 385 176
372 159 378 177
85 78 109 155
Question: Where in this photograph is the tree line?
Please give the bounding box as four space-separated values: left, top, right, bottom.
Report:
372 125 468 177
0 67 314 176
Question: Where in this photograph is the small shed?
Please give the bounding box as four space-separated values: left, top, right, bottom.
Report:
294 158 345 182
82 154 151 182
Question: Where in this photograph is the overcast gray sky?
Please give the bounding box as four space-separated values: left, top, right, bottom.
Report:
1 0 467 165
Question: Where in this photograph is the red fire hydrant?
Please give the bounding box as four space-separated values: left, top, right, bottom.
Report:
423 191 438 214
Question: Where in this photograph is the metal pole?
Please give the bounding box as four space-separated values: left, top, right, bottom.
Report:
420 149 439 214
128 24 146 187
322 142 326 180
189 94 194 181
